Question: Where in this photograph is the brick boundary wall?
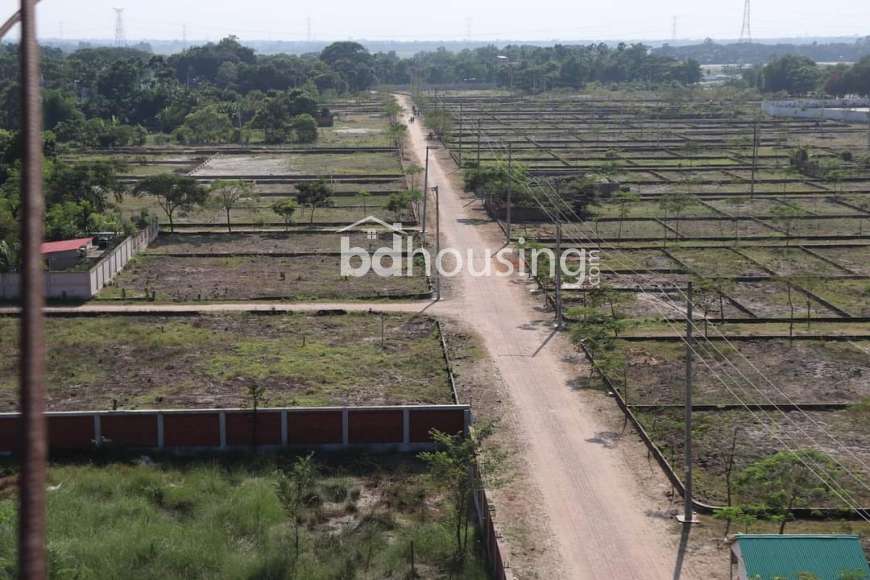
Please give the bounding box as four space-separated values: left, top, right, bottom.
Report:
0 405 469 455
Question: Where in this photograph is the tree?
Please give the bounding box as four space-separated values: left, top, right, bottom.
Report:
272 198 299 230
276 454 318 558
609 188 640 240
133 174 208 233
761 55 820 95
770 201 807 246
386 122 408 157
319 42 374 92
173 104 234 144
357 189 371 217
734 449 842 534
210 179 255 232
386 191 412 222
295 179 333 224
290 113 318 143
658 190 696 240
419 423 502 564
404 164 423 190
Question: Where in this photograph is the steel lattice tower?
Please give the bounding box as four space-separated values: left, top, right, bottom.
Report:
739 0 752 43
113 8 126 47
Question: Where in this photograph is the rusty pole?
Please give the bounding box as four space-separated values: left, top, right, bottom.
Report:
18 0 48 577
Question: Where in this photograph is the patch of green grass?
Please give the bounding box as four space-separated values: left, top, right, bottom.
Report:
0 455 489 579
0 314 453 411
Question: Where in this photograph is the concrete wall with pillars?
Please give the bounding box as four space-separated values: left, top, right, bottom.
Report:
0 405 470 454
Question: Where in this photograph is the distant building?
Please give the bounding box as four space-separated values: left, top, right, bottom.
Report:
41 237 93 271
731 534 870 580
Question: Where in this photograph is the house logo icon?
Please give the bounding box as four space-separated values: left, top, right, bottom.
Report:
336 216 407 240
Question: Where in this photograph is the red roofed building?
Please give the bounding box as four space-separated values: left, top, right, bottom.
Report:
41 237 93 270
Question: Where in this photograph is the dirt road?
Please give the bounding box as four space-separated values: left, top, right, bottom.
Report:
398 95 691 579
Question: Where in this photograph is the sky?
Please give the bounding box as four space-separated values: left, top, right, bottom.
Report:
1 0 868 43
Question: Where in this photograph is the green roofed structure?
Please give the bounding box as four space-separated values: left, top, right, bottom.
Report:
731 534 870 580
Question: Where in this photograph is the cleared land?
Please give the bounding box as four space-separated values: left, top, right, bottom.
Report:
99 254 429 302
0 313 453 411
434 92 870 520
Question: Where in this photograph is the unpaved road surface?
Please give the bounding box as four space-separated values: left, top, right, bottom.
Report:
397 95 691 579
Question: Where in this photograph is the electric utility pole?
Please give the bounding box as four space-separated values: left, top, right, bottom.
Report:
506 142 513 242
17 0 48 576
677 281 698 524
554 218 563 328
422 146 430 242
434 185 441 300
458 103 463 166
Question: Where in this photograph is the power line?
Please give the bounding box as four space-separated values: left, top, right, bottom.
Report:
465 114 870 515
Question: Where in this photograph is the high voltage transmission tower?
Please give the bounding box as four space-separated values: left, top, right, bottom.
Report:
113 7 126 47
739 0 752 43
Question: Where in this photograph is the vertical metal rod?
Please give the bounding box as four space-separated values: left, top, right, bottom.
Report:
434 185 441 300
750 120 759 200
554 219 563 328
18 0 47 577
683 281 695 524
458 103 463 166
422 146 429 242
476 120 481 167
506 143 512 242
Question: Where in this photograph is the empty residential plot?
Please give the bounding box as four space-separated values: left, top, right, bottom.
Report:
620 339 870 406
0 313 453 411
99 254 429 302
118 192 411 228
636 408 870 507
146 232 372 254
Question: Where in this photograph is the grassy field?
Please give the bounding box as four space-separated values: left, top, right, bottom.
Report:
0 454 488 579
0 313 453 411
635 408 870 508
99 253 430 302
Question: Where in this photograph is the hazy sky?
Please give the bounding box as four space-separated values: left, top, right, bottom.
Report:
1 0 868 42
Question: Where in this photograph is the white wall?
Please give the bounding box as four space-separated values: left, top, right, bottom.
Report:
0 223 159 300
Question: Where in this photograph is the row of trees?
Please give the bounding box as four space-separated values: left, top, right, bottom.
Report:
406 43 702 89
742 54 870 96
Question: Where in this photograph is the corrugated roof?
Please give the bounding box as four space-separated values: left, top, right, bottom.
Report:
736 534 870 579
41 237 93 255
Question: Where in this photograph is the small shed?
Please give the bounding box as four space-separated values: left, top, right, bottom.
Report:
41 237 93 271
731 534 870 580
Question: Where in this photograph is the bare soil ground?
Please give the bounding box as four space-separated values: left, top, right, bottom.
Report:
147 232 373 254
0 313 452 411
100 254 430 302
620 339 870 406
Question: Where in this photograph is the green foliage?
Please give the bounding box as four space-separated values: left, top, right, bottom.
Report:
290 113 319 144
419 422 501 564
209 179 255 232
295 179 334 224
133 174 208 233
386 191 413 222
759 55 821 94
463 161 530 204
276 454 318 557
734 450 842 534
173 104 234 144
271 198 299 230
